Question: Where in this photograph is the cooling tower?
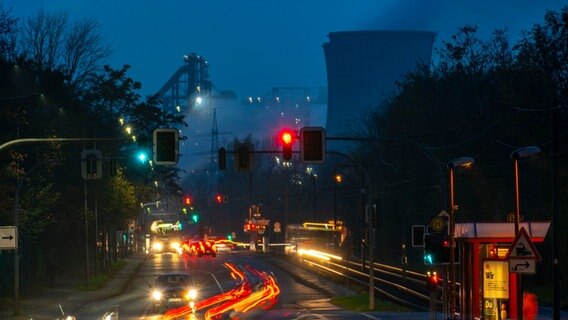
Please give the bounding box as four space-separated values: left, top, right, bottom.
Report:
323 30 436 137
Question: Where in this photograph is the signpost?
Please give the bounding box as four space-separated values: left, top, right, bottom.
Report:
506 227 541 261
0 226 17 249
509 260 536 274
507 227 541 275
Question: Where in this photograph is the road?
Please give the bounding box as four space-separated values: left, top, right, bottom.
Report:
74 250 388 320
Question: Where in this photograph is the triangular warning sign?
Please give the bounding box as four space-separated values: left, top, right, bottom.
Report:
506 227 541 261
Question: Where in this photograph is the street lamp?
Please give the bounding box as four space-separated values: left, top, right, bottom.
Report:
333 172 343 249
511 146 541 234
447 156 475 318
140 201 160 252
510 146 541 320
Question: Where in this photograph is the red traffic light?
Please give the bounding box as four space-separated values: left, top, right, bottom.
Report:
427 271 438 291
216 194 222 203
430 272 438 283
279 129 295 161
279 129 295 145
184 196 192 205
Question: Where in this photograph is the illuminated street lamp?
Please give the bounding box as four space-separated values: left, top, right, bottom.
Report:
447 156 475 318
333 172 343 248
510 146 541 320
511 146 541 233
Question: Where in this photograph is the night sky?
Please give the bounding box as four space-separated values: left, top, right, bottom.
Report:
3 0 565 170
4 0 565 99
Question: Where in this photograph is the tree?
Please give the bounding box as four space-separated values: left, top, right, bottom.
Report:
19 10 110 88
0 4 17 60
357 8 567 277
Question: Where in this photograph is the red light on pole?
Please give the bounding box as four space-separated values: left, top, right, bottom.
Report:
184 196 192 205
281 131 293 145
216 194 222 203
427 271 438 291
279 129 295 161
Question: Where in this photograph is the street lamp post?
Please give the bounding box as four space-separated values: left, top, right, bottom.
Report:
511 146 541 320
140 201 161 252
447 156 475 318
333 172 342 249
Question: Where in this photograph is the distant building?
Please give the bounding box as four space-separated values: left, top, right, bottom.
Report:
323 30 436 138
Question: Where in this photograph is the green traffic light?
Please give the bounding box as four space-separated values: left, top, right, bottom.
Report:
137 152 148 163
192 214 199 223
227 235 233 241
424 253 433 265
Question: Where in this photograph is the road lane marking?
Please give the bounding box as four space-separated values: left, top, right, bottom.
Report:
197 270 224 293
294 313 330 319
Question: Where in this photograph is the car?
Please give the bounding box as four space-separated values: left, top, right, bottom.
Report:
150 273 198 313
183 239 216 257
151 238 182 254
213 239 236 253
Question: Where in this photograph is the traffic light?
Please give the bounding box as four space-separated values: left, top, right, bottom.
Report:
424 234 434 264
81 149 102 180
300 127 326 164
184 196 192 206
412 225 425 247
153 128 179 165
423 232 451 265
218 147 226 170
426 271 439 291
235 143 252 172
192 214 199 223
137 151 149 163
279 129 295 161
216 194 223 204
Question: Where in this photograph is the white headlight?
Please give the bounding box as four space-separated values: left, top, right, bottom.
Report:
152 290 162 300
152 243 163 251
187 288 197 300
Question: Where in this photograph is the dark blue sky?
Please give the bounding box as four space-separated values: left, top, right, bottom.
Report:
4 0 565 99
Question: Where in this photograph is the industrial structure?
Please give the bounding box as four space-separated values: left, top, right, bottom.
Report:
155 53 212 113
323 30 436 138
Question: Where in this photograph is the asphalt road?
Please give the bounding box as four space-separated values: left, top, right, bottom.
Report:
73 251 430 320
74 251 326 319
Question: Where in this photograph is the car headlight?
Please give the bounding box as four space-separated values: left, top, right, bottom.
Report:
152 242 163 251
152 290 162 300
171 242 180 249
187 288 197 300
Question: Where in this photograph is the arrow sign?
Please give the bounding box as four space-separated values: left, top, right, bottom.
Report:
514 261 530 271
509 258 536 274
0 226 17 249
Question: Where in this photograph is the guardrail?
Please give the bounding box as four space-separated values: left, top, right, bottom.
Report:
285 246 459 312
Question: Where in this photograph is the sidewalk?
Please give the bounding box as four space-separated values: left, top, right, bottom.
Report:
1 253 145 320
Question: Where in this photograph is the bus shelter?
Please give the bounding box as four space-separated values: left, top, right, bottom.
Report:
455 221 550 320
